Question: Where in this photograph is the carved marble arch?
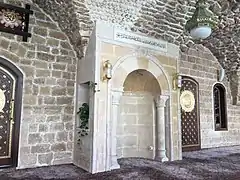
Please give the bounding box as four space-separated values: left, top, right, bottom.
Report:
107 54 172 169
110 55 170 94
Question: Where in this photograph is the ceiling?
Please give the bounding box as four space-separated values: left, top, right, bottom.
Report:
200 0 240 76
33 0 240 76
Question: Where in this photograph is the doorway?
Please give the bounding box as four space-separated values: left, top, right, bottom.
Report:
0 58 23 168
180 76 201 152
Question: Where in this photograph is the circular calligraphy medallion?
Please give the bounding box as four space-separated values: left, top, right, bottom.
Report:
180 90 195 112
0 9 22 29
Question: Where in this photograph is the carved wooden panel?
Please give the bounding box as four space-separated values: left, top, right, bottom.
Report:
181 76 201 152
0 66 15 165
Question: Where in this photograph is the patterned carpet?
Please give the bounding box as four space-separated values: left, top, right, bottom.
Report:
1 146 240 180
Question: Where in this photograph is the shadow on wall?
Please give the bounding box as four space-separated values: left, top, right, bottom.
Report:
32 0 93 58
229 71 239 105
117 69 161 159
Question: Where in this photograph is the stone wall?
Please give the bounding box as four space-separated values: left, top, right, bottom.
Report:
117 70 160 159
0 1 77 168
32 0 85 58
118 92 154 159
180 45 240 148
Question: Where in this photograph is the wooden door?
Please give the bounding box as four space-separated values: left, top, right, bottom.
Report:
180 76 201 152
0 59 22 168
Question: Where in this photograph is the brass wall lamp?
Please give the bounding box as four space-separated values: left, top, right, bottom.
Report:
173 73 182 90
103 60 113 80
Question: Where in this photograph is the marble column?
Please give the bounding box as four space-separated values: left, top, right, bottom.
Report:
155 95 169 162
109 89 123 170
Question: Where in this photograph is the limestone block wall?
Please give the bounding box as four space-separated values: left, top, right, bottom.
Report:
117 92 155 159
0 0 77 168
180 45 240 148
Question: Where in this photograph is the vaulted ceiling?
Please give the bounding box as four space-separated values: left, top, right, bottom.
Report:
33 0 240 76
201 0 240 76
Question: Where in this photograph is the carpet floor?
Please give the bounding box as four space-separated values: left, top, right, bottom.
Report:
1 146 240 180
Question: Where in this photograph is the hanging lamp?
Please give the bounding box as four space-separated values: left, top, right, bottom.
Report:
185 0 218 39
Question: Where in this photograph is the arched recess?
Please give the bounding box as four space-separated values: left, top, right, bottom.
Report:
123 69 161 95
107 55 172 170
0 57 23 168
117 69 161 159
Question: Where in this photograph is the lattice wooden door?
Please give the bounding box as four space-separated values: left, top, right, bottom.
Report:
180 76 201 152
0 58 23 168
0 65 17 167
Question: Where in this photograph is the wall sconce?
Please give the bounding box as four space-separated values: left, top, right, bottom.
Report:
217 67 225 82
173 73 182 90
103 60 112 80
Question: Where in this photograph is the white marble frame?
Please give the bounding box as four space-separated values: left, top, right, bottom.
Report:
106 54 173 171
90 22 181 173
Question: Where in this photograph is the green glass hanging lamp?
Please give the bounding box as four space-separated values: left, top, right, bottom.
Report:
185 0 218 39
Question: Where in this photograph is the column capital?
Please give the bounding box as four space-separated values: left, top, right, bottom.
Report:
111 87 124 93
155 95 169 108
111 88 123 105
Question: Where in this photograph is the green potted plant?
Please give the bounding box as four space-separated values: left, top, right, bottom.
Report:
77 103 89 137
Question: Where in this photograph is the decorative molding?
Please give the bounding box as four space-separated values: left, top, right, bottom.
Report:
155 95 169 108
133 47 150 57
111 87 124 93
95 21 179 58
111 89 123 105
114 29 167 52
111 94 121 105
